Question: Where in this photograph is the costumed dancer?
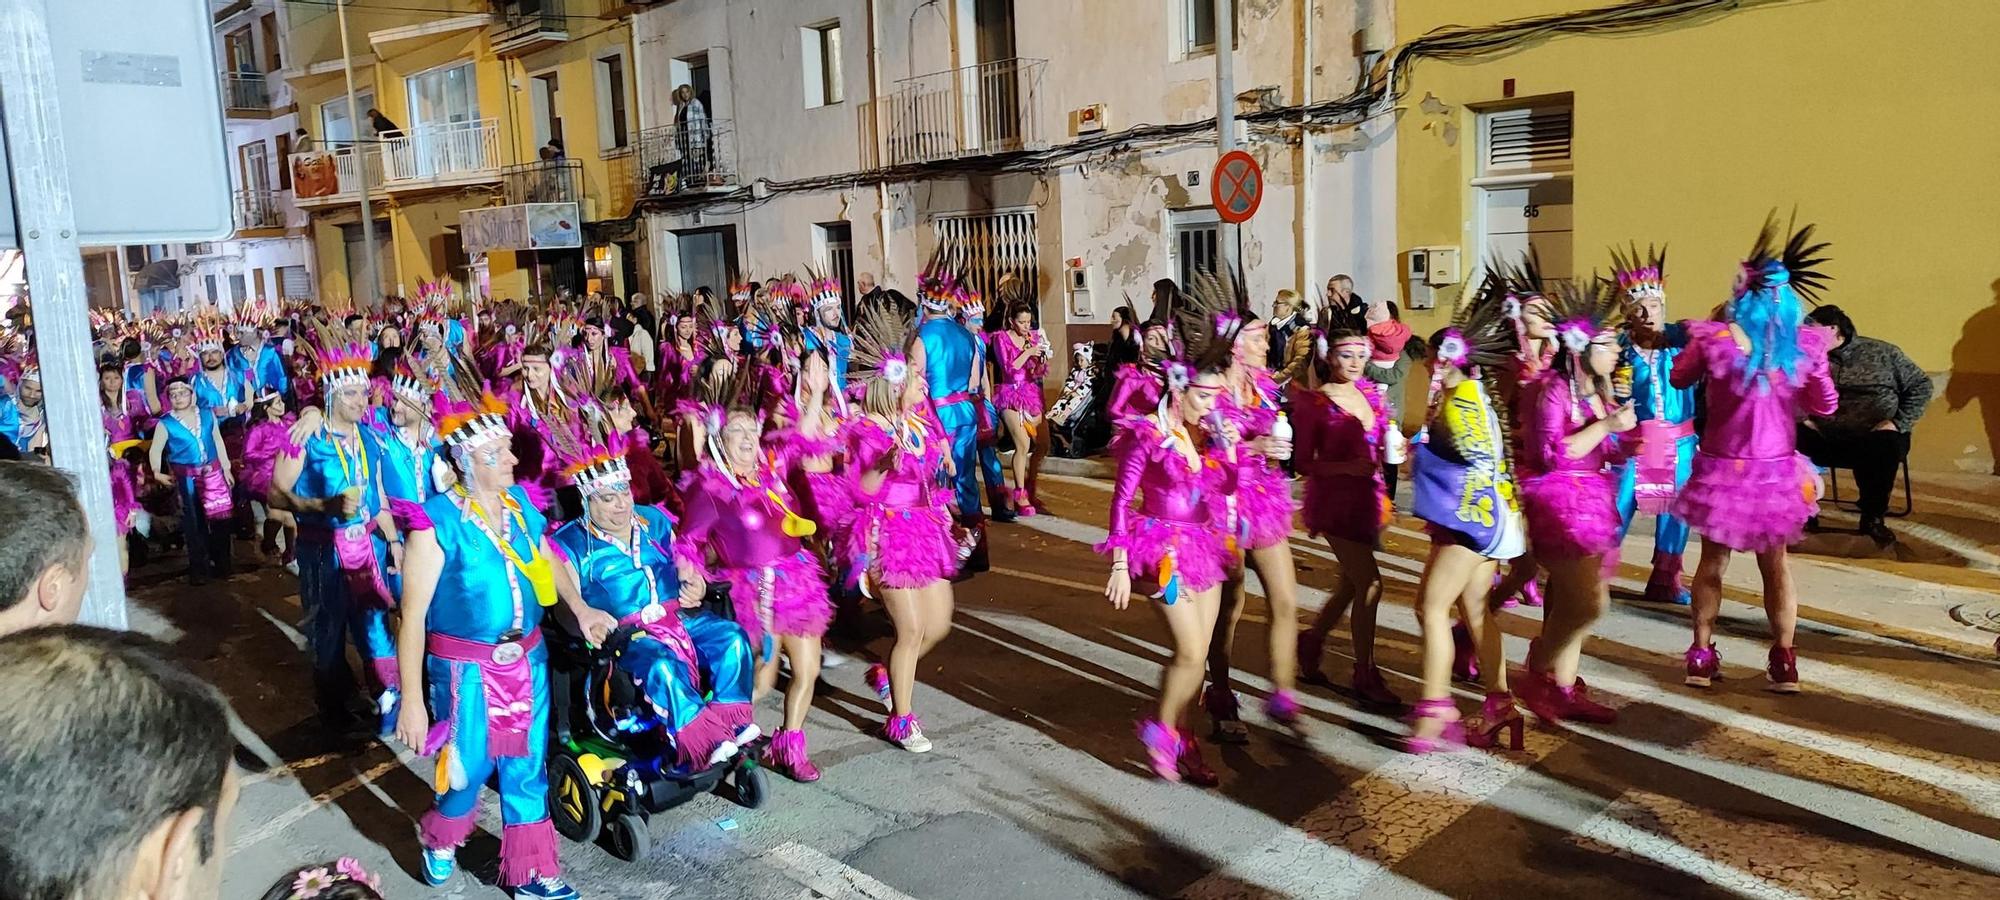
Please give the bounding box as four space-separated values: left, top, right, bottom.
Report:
576 315 653 419
506 336 570 514
392 367 609 899
1201 280 1307 742
547 403 760 775
1608 245 1697 605
8 364 46 461
677 358 834 780
803 274 854 391
991 286 1051 517
1506 272 1632 727
100 362 148 570
847 303 962 753
1294 303 1399 705
119 335 163 432
375 361 453 594
1673 216 1837 693
239 392 298 567
228 320 291 402
270 321 404 741
149 374 235 584
957 288 1015 524
1099 272 1242 785
916 263 1009 563
1490 277 1558 610
1403 274 1530 753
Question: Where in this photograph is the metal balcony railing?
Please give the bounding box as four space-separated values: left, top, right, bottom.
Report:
503 159 582 205
493 0 569 55
636 119 736 198
290 145 377 204
223 72 269 111
382 118 502 184
885 58 1047 166
233 190 284 230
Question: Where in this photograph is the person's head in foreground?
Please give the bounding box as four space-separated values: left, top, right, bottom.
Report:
0 625 241 900
0 460 91 637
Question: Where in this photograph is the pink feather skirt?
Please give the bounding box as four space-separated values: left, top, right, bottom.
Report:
851 503 959 590
1095 516 1230 593
1520 469 1622 561
1233 460 1298 551
994 382 1044 417
722 549 833 646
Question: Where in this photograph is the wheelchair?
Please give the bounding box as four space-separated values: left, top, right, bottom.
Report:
544 583 768 862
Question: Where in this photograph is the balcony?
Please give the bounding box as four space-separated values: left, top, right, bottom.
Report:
504 159 582 205
233 190 287 232
222 72 273 118
291 145 373 208
492 0 568 57
292 119 501 208
636 120 736 199
885 58 1047 166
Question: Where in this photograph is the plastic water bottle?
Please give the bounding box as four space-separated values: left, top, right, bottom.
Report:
1269 412 1294 461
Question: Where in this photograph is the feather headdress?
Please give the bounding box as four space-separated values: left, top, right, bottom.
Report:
432 346 510 450
1176 265 1249 377
848 300 915 394
1731 211 1832 389
544 372 632 497
304 317 374 392
806 267 845 319
1608 243 1668 303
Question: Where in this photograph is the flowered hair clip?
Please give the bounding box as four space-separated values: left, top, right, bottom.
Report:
1558 318 1595 354
882 353 909 386
283 857 381 899
1163 360 1191 393
1435 329 1470 369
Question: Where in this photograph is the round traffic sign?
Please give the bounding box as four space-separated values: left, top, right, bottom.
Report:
1211 150 1263 224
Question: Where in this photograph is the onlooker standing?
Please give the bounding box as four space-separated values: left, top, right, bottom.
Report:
1799 305 1933 545
365 108 402 140
0 460 91 636
0 625 242 900
1107 304 1141 368
625 295 658 376
1267 290 1310 373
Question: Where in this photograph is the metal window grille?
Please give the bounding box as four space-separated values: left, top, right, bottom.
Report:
1175 222 1219 289
1483 105 1573 174
931 210 1038 306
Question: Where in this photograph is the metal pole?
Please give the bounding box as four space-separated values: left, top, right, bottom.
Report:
0 0 127 628
1215 0 1237 272
336 0 380 306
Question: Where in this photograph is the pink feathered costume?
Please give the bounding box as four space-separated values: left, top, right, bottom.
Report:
1220 370 1298 551
1669 321 1837 553
1096 416 1237 592
1514 370 1625 561
842 411 959 590
1291 382 1393 546
990 330 1049 416
676 456 834 650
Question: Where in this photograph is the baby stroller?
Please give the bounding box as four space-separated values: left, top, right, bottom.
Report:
545 583 768 862
1051 341 1112 459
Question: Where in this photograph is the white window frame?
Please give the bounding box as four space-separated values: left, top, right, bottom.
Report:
528 67 561 150
801 21 843 109
1178 0 1235 58
405 59 479 129
595 50 632 153
319 90 375 147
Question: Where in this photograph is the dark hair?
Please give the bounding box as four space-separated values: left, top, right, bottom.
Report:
0 626 235 900
1112 305 1136 330
258 863 386 900
120 338 143 360
1807 304 1856 344
630 305 657 338
254 392 287 422
0 462 88 612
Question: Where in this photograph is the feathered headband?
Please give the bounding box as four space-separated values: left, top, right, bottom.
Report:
305 318 373 391
546 392 632 498
1608 243 1667 303
432 347 509 449
808 273 844 316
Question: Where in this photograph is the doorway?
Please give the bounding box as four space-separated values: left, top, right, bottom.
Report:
673 227 737 297
1477 179 1573 282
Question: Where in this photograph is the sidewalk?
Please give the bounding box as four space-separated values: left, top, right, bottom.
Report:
1040 455 2000 656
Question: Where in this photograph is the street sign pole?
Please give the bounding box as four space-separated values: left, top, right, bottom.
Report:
1215 0 1237 273
0 0 128 628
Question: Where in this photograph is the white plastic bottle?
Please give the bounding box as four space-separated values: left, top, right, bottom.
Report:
1269 411 1294 461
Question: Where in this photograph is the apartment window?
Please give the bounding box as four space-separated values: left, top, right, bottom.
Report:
228 273 248 306
320 90 374 147
801 22 843 108
1182 0 1237 56
204 274 219 306
260 12 282 72
1169 208 1222 289
408 61 478 128
531 71 562 151
597 54 630 151
225 27 255 74
279 265 312 299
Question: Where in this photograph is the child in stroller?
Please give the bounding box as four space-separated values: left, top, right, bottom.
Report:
1050 341 1112 458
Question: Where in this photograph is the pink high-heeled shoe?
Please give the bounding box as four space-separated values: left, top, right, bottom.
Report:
1176 727 1221 786
1137 719 1182 782
1465 691 1525 750
1012 488 1037 518
1403 697 1466 754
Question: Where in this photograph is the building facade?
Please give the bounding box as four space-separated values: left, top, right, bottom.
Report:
630 0 1398 370
1390 0 2000 473
281 0 637 305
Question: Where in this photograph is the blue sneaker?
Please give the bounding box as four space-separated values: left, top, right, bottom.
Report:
421 847 456 886
514 876 581 899
376 689 401 739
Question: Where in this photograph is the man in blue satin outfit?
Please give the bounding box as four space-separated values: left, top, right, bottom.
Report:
1609 247 1697 605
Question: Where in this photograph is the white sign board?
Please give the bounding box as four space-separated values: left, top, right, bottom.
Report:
460 203 583 255
0 0 231 247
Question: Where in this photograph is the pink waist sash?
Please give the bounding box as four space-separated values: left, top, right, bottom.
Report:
427 629 542 759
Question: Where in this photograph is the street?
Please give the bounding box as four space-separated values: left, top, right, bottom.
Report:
117 467 1999 900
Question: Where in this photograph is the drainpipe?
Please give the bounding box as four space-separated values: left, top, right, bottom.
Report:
1299 0 1316 303
870 0 892 284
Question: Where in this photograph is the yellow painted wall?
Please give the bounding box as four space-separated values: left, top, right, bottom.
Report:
1394 0 2000 473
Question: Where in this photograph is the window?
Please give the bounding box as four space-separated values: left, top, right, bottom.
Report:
1182 0 1237 56
931 210 1037 310
407 61 478 129
597 54 630 151
224 27 256 74
279 265 312 299
531 71 562 151
260 13 282 72
228 273 247 306
320 90 374 147
814 222 855 311
275 132 293 189
801 22 843 108
204 274 219 305
1169 207 1222 289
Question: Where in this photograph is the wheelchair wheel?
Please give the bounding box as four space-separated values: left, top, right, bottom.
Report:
733 760 768 810
606 813 651 862
548 754 601 845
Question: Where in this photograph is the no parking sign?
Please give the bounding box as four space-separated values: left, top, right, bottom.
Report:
1211 150 1263 224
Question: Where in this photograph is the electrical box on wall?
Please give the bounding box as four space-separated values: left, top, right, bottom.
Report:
1071 103 1107 135
1066 257 1095 320
1401 246 1462 311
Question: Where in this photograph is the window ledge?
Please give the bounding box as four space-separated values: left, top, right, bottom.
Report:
601 145 635 160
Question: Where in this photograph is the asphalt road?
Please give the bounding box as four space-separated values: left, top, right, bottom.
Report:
129 473 2000 900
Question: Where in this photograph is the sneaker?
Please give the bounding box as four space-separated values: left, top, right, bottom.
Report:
514 876 581 900
706 740 740 768
886 714 932 753
1766 645 1800 694
375 689 400 739
820 646 851 668
1861 518 1897 547
864 663 892 711
1684 644 1721 688
421 847 457 887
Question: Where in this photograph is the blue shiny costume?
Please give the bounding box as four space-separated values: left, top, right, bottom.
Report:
0 391 17 446
228 344 290 400
372 416 443 599
419 486 555 842
193 367 252 424
969 329 1007 501
550 505 755 733
162 408 232 580
1614 323 1696 556
292 425 398 712
918 315 985 515
804 328 853 391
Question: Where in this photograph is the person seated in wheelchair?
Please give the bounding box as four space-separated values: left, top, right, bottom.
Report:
547 425 759 773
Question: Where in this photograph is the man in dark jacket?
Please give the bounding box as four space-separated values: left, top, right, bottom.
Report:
1799 305 1933 545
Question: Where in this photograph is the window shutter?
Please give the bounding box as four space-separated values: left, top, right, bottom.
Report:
1484 106 1572 172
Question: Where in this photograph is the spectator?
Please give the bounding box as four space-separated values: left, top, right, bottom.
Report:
293 127 313 152
1149 278 1181 323
1799 305 1933 545
1363 294 1424 502
1267 289 1310 373
365 108 402 140
0 460 90 636
0 625 241 900
1326 273 1366 321
626 297 658 376
1108 305 1141 368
